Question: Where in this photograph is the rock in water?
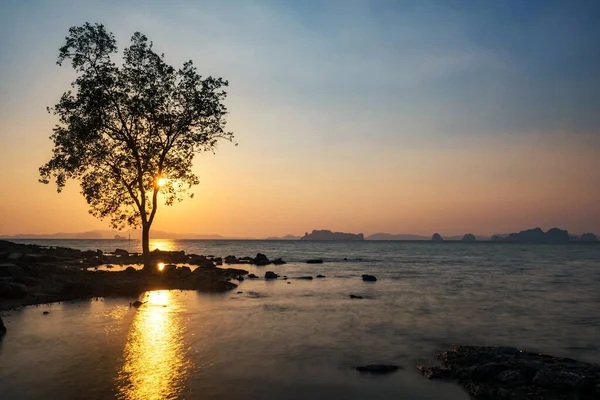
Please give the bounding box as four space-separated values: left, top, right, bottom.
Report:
316 274 326 278
350 294 363 299
43 311 50 315
114 249 129 257
417 346 600 399
124 266 137 274
0 316 6 336
306 259 323 264
131 300 144 308
264 271 278 280
296 276 313 280
356 365 400 374
254 253 270 266
272 258 286 265
362 274 377 282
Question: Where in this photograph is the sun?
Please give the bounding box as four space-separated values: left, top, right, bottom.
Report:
157 262 165 271
157 177 167 187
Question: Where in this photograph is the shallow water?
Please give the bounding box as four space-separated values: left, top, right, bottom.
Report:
2 240 600 399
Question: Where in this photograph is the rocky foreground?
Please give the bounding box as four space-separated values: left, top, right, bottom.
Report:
0 240 281 311
418 346 600 399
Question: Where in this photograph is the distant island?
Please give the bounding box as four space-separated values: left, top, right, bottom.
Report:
114 234 126 240
490 227 597 243
300 230 364 241
265 235 302 240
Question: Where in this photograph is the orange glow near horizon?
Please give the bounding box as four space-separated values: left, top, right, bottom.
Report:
157 263 165 271
157 178 167 187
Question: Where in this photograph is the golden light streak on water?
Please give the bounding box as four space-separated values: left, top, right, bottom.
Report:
115 290 191 400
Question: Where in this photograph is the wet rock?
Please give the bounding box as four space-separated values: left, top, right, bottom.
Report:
272 258 286 265
62 282 94 297
264 271 278 280
349 294 363 299
131 300 144 307
356 365 400 374
237 291 243 294
0 316 6 335
114 249 129 257
0 263 20 277
316 274 326 278
362 274 377 282
224 255 238 264
0 282 28 298
177 266 192 274
248 273 258 279
287 282 291 284
163 264 178 274
296 276 313 280
124 266 137 274
418 346 600 400
237 276 245 281
43 311 50 315
255 253 270 266
306 259 323 264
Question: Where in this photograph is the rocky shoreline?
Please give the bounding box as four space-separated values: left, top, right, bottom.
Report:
418 346 600 399
0 240 288 312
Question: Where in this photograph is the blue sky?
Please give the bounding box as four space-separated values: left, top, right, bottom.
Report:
0 0 599 236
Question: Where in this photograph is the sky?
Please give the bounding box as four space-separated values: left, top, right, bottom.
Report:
0 0 599 238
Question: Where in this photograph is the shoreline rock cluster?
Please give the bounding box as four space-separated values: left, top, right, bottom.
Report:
418 346 600 399
0 240 292 311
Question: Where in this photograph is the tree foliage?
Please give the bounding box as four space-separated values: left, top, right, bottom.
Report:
40 23 234 232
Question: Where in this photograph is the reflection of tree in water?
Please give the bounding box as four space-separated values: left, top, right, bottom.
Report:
115 291 192 400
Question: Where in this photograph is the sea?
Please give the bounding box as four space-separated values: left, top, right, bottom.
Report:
1 239 599 399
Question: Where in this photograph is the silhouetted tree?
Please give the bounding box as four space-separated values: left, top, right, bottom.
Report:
40 23 234 271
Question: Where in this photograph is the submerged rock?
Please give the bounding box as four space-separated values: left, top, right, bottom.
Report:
306 259 323 264
356 365 400 374
349 294 363 299
362 274 377 282
296 276 313 280
417 346 600 399
43 311 49 315
316 274 326 278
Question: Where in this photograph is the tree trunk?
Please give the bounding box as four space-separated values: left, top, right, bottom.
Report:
142 223 152 272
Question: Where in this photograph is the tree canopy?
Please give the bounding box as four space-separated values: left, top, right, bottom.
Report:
40 22 233 237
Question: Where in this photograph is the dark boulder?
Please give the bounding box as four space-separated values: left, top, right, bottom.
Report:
43 311 50 315
247 273 258 279
0 282 28 298
296 276 313 280
316 274 326 278
124 266 137 274
362 274 377 282
272 258 286 265
418 346 600 399
306 259 323 264
254 253 270 266
0 316 6 336
356 365 400 374
237 276 245 281
350 294 363 299
224 255 238 264
0 263 20 277
265 271 278 280
61 282 94 297
114 249 129 257
131 300 144 308
177 266 192 274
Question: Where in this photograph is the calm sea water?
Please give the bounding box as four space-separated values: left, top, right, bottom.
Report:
1 239 600 399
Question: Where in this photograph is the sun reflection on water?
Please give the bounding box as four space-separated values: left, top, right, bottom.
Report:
116 290 191 400
149 239 177 252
